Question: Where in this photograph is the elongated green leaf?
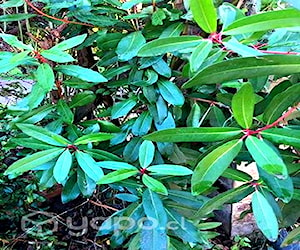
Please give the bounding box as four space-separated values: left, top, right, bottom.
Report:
281 226 300 247
190 0 217 33
35 63 55 93
263 83 300 124
0 0 23 8
147 164 193 176
0 13 35 22
144 127 242 142
141 220 167 250
11 137 57 150
221 168 252 182
190 40 213 72
77 168 96 197
182 55 300 88
138 36 202 57
132 111 153 136
98 161 136 170
142 175 168 195
139 141 155 168
74 133 114 145
116 31 146 61
97 169 138 184
0 34 33 50
187 103 201 127
223 38 263 57
142 189 167 227
85 149 122 161
111 98 137 119
252 191 279 242
52 34 87 51
4 148 64 176
194 184 253 218
16 123 70 146
61 173 80 203
41 49 75 63
13 105 54 124
224 9 300 35
53 149 73 183
232 83 255 128
245 136 288 179
261 128 300 149
69 91 96 108
55 65 107 83
57 100 74 125
157 80 184 106
192 139 243 195
75 151 104 182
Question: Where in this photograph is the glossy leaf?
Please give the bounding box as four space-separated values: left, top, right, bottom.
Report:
57 100 74 125
141 220 167 250
53 149 73 183
157 80 184 106
144 127 242 142
142 175 168 195
232 83 255 128
281 226 300 247
111 98 137 119
85 149 122 161
0 34 33 50
261 128 300 149
4 148 64 176
245 136 288 179
186 103 201 127
221 168 252 182
0 13 35 22
77 168 96 197
224 9 300 35
98 161 136 170
41 49 75 63
116 31 146 61
16 123 70 146
194 184 253 218
182 55 300 88
138 36 202 57
223 37 263 57
35 63 55 93
192 139 243 195
51 34 87 51
252 191 279 242
132 111 153 136
147 164 193 176
139 141 155 168
190 0 217 33
69 91 96 108
74 133 114 145
75 151 104 182
190 40 213 72
263 83 300 124
61 174 81 204
55 65 107 83
97 169 138 184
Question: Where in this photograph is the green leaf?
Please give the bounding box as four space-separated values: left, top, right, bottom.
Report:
41 49 75 63
132 111 153 136
223 37 263 57
138 36 202 57
261 128 300 149
142 189 167 228
53 149 73 183
57 100 74 125
85 149 122 161
190 0 217 33
35 63 55 93
69 91 96 108
143 127 242 142
263 83 300 124
141 220 167 250
97 169 138 184
0 34 33 50
16 123 70 146
11 137 57 150
221 168 252 182
157 80 184 106
111 97 137 119
190 40 213 72
142 175 168 195
147 164 193 176
116 31 146 61
232 83 255 128
4 148 64 176
75 151 104 182
194 184 253 218
152 8 166 26
51 34 87 51
61 173 81 203
281 226 300 247
55 65 107 83
124 137 143 163
223 9 300 35
13 105 54 124
74 133 114 145
252 191 279 242
186 103 201 127
139 141 155 168
77 168 96 197
98 161 136 170
0 0 23 8
245 136 288 179
0 13 35 22
192 139 243 195
182 55 300 88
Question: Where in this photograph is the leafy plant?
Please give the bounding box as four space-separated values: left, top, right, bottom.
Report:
1 0 300 248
